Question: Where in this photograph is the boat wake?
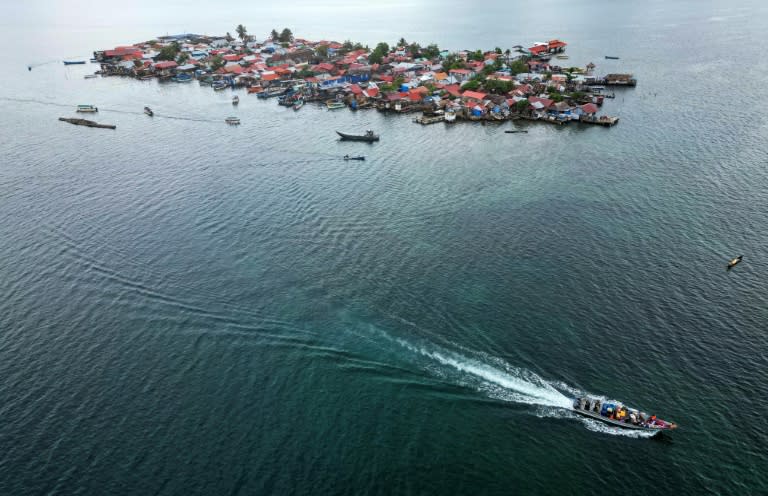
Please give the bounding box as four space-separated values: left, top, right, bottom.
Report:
383 333 572 409
380 332 658 438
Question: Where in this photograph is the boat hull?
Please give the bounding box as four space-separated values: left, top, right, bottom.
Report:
336 131 379 142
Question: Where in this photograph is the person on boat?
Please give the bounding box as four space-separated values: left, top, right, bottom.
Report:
580 398 587 410
594 400 601 413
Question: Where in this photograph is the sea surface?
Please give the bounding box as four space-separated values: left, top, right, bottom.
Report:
1 1 768 494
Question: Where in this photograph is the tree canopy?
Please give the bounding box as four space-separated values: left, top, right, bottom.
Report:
368 42 390 65
156 42 180 61
209 54 225 71
236 24 248 42
278 28 293 43
271 29 279 40
421 43 440 59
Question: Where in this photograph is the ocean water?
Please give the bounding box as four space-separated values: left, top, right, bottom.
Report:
1 1 768 494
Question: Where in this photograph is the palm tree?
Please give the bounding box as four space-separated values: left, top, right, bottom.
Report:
236 24 248 43
504 48 511 66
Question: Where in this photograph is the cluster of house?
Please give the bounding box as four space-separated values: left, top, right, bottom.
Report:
95 35 630 124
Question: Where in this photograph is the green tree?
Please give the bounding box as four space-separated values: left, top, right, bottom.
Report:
316 45 329 58
177 51 189 64
133 59 143 68
495 47 502 54
368 42 390 65
422 43 440 59
469 49 484 62
156 42 180 61
278 28 293 43
407 42 421 57
504 48 511 65
353 42 364 50
462 79 481 91
271 29 279 40
510 59 527 74
210 54 225 71
236 24 248 42
398 37 407 47
515 99 530 112
342 39 354 51
225 32 234 42
442 53 465 70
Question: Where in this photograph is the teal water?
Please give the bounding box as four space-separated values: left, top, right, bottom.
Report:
2 1 768 494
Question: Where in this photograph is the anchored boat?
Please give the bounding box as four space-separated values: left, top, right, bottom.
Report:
225 116 240 125
572 397 677 434
144 106 153 117
343 155 365 161
336 130 379 142
326 100 346 110
76 104 98 113
63 60 86 65
232 95 240 105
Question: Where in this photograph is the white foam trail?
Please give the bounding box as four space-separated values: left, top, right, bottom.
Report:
392 337 572 409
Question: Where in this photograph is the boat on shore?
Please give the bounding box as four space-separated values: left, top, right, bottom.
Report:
212 81 228 91
571 397 677 435
59 117 115 129
232 95 239 105
144 106 153 116
225 116 240 125
63 60 86 65
76 104 98 113
605 55 620 60
343 155 365 161
336 130 379 142
173 73 193 83
727 255 743 270
293 99 304 111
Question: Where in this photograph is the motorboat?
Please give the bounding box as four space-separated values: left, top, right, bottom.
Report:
343 155 365 161
605 56 620 60
505 130 528 133
144 106 153 117
76 104 98 113
225 117 240 125
63 60 86 65
293 99 304 111
326 100 346 110
173 73 193 83
212 81 228 91
232 95 239 105
571 397 677 434
727 255 743 270
336 130 379 142
84 74 98 79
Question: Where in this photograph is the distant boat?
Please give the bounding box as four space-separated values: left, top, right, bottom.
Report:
727 255 743 270
173 73 193 83
76 104 98 113
336 130 379 142
225 116 240 125
63 60 86 65
343 155 365 161
83 74 98 79
232 95 240 105
605 56 620 60
556 55 569 59
326 100 346 110
505 130 528 133
212 81 228 91
144 106 153 116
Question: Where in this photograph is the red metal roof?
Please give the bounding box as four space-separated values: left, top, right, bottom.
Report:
349 84 363 95
153 61 178 69
462 90 487 100
528 45 547 54
580 103 598 114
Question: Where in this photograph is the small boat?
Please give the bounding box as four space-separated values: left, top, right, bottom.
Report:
59 117 115 129
83 74 98 79
605 56 620 60
76 104 98 113
572 397 677 435
144 106 153 117
343 155 365 161
225 117 240 125
326 100 346 110
173 73 193 83
247 86 262 94
212 81 228 91
336 130 379 142
293 99 304 111
556 55 569 59
63 60 86 65
727 255 743 270
505 130 528 134
232 96 240 105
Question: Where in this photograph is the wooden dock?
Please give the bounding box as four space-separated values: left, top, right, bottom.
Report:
580 115 619 126
413 114 445 125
